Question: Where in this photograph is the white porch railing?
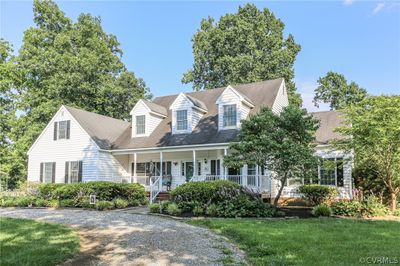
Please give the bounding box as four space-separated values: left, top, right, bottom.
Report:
149 176 162 203
191 175 263 189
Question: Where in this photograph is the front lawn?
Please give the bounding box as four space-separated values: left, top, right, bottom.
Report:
189 218 400 265
0 217 80 266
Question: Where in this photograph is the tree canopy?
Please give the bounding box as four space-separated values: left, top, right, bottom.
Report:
335 95 400 211
0 0 150 188
314 71 367 110
224 105 319 205
182 3 302 106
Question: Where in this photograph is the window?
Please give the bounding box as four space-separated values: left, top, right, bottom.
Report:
65 161 82 183
176 110 188 130
210 160 220 175
54 120 70 140
223 104 237 127
247 164 256 175
40 162 55 183
319 157 344 187
197 161 201 176
133 162 171 176
136 115 146 135
228 167 240 175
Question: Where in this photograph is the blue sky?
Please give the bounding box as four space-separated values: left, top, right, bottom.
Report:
1 0 399 111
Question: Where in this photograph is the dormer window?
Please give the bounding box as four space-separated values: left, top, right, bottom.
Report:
136 115 146 135
223 104 237 128
177 110 188 131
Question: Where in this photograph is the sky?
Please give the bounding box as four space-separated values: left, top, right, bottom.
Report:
1 0 399 112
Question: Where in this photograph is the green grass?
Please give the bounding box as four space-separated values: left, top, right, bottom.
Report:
189 218 400 266
0 217 80 266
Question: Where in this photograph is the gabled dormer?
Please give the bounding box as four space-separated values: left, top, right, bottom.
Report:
169 93 207 134
216 85 255 130
130 99 167 137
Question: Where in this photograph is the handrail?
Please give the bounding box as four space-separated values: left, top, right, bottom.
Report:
149 176 162 203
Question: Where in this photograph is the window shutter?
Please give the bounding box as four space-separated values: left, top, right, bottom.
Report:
66 120 70 139
78 161 83 182
40 163 44 183
65 162 69 183
53 122 58 140
52 162 56 183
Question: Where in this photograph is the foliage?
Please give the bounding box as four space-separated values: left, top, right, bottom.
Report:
170 180 277 217
0 217 79 266
166 202 182 216
312 204 332 217
182 3 302 106
38 181 146 205
149 203 161 213
188 218 400 265
314 71 367 110
1 0 150 186
114 198 129 209
224 105 319 205
95 200 114 211
192 205 204 216
335 96 400 212
330 201 362 217
360 196 389 217
299 184 338 206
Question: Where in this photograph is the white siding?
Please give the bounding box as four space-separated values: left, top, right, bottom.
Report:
192 109 203 131
131 101 163 137
271 81 289 114
216 88 241 130
170 94 194 134
27 106 99 183
96 152 129 181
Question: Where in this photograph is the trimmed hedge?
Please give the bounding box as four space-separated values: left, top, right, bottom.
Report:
331 197 389 217
299 184 338 206
170 180 278 218
312 204 332 217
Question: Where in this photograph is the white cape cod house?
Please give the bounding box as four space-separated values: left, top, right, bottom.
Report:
27 79 353 202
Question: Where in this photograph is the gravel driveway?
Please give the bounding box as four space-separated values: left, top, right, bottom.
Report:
0 208 244 266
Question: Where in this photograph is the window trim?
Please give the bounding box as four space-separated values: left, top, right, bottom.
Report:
176 110 188 131
223 104 237 128
135 115 146 135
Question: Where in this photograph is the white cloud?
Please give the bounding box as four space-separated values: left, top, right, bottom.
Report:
371 1 400 15
296 80 330 113
343 0 355 6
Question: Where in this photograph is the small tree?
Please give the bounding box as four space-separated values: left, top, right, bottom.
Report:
224 105 319 205
335 96 400 212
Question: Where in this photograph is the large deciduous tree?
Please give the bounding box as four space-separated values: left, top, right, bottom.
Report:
335 96 400 212
314 71 367 110
224 105 319 205
182 4 302 106
3 0 150 187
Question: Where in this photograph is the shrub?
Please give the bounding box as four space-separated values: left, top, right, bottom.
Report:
312 204 332 217
95 200 114 211
206 204 219 217
149 203 161 213
166 203 182 216
129 199 140 207
14 196 36 207
34 198 50 207
114 198 129 209
361 196 389 217
59 199 75 208
193 205 204 216
299 184 338 206
49 200 60 209
331 201 361 217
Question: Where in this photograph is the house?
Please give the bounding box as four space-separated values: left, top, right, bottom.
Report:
27 78 353 202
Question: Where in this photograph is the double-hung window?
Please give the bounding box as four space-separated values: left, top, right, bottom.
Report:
176 110 188 131
65 161 82 183
54 120 70 140
136 115 146 135
223 104 237 127
40 162 56 183
319 158 344 187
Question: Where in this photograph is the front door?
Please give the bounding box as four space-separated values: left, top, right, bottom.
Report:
185 162 193 182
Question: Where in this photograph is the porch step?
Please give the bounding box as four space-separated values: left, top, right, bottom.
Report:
146 191 170 202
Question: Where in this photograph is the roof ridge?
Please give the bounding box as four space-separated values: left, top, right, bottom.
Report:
64 105 129 124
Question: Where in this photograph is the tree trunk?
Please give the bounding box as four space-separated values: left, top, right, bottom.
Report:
390 193 397 213
273 173 288 206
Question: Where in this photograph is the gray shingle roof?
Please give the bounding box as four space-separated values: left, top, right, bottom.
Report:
112 78 284 149
186 95 208 111
142 100 168 117
311 110 346 144
64 106 130 149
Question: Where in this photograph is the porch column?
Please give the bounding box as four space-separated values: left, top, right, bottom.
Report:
159 152 163 190
224 148 228 179
133 153 137 183
193 150 196 179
